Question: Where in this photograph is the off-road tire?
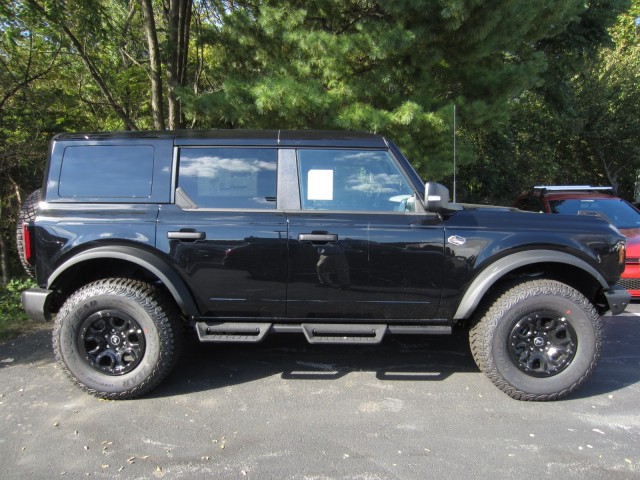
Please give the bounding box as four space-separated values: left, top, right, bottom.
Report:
16 188 42 278
53 278 183 399
469 279 602 401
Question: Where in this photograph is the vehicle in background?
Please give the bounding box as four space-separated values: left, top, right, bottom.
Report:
514 185 640 298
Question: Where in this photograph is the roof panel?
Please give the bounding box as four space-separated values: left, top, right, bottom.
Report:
54 129 387 148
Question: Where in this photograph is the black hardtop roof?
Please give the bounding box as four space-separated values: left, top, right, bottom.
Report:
53 129 388 148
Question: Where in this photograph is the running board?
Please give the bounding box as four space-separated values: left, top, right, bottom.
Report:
194 322 452 344
196 322 272 343
301 324 386 344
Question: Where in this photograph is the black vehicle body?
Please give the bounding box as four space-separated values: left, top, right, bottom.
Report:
20 130 630 400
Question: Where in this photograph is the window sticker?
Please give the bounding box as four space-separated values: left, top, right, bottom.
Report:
307 169 334 200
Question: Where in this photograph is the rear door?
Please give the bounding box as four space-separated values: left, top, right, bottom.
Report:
156 146 287 318
285 148 445 321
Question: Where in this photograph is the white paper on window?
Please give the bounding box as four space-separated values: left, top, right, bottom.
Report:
307 169 334 200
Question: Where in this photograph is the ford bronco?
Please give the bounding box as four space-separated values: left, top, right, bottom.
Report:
19 130 630 400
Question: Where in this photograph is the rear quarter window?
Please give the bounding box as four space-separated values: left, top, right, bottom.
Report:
59 145 154 198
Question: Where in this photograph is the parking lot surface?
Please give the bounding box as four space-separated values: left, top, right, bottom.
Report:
1 305 639 479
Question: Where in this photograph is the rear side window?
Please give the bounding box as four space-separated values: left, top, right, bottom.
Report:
178 148 277 209
59 145 154 198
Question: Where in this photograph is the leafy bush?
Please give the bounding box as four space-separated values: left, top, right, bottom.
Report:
0 278 39 342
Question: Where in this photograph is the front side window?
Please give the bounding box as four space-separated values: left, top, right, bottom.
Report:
298 149 414 212
178 148 277 209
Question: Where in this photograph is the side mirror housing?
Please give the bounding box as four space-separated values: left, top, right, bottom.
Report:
424 182 450 213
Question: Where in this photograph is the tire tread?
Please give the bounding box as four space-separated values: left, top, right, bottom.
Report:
53 278 183 400
469 279 602 401
15 189 42 278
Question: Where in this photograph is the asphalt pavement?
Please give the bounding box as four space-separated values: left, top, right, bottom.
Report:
1 304 639 480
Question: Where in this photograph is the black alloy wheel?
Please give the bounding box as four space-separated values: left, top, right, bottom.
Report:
508 310 577 378
79 310 147 376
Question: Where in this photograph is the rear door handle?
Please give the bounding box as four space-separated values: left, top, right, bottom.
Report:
168 230 206 240
298 233 338 243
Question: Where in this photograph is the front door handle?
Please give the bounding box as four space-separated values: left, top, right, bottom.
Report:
168 230 206 240
298 233 338 243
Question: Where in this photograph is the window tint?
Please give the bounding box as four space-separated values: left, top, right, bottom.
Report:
298 149 414 212
178 148 277 209
59 145 154 198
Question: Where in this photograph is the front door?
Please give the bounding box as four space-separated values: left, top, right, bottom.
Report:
286 148 444 321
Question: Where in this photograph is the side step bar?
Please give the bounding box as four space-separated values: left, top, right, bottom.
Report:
195 322 451 344
300 324 386 344
196 322 272 343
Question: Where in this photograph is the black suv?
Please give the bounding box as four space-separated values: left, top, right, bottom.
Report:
20 130 630 401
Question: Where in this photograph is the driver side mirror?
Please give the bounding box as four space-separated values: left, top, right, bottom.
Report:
424 182 451 213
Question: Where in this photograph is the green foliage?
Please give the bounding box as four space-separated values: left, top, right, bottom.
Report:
0 278 38 342
186 0 592 180
451 0 634 203
570 41 640 195
0 0 156 281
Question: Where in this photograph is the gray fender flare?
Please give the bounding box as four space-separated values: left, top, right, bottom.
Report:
453 250 608 320
47 245 200 317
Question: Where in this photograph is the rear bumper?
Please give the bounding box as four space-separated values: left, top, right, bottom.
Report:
603 285 631 315
21 288 53 322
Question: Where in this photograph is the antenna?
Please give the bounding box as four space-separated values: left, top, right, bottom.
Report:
453 104 457 203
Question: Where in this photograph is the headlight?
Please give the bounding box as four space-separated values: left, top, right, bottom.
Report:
618 241 626 265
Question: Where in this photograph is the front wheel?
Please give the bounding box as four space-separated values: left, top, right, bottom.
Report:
469 279 602 401
53 278 183 399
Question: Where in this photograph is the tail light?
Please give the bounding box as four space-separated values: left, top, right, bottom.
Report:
22 223 32 264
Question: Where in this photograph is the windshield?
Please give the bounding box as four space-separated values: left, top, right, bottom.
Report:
549 198 640 229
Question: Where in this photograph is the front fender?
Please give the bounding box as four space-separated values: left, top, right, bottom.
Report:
47 245 200 317
452 250 609 320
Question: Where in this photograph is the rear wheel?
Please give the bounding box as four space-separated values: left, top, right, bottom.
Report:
469 279 602 401
53 278 183 399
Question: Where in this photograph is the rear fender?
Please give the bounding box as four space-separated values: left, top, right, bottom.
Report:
47 245 200 317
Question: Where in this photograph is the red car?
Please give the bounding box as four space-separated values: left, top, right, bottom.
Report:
515 186 640 298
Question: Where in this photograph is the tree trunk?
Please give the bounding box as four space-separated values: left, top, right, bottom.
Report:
585 136 619 194
0 237 8 285
164 0 192 129
0 199 8 284
140 0 166 130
